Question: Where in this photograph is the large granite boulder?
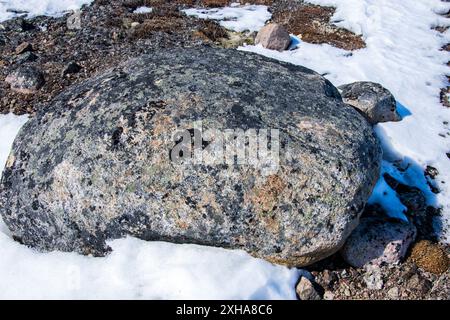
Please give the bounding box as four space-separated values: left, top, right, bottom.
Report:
0 47 381 267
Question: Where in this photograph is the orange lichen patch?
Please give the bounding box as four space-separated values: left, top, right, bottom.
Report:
249 175 286 214
410 240 449 274
272 4 365 51
176 219 189 230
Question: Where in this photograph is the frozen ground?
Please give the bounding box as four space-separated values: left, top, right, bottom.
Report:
0 0 449 299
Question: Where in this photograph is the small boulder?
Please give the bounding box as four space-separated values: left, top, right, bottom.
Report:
410 240 449 274
296 276 322 300
341 216 417 268
338 81 401 124
5 66 45 94
15 42 33 55
255 23 291 51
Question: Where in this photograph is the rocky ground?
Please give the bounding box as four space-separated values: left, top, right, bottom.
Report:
0 0 449 300
0 0 365 115
305 206 450 300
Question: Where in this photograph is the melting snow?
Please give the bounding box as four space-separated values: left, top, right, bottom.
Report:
0 0 93 22
183 3 271 33
133 6 152 14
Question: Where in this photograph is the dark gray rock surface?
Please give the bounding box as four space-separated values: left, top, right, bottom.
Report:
5 65 45 94
0 47 381 266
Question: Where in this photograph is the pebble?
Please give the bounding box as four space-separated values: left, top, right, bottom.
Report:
296 277 322 300
387 287 399 299
15 42 33 54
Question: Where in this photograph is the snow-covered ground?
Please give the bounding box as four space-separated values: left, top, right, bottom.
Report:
0 0 92 21
0 0 449 299
183 3 271 32
133 6 152 14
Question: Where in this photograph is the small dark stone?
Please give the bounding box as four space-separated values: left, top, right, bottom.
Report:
383 173 426 212
62 61 82 76
425 165 439 179
16 51 38 64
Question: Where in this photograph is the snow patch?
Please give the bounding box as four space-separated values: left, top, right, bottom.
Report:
0 113 28 169
0 220 299 299
0 0 93 22
133 6 152 14
183 3 271 33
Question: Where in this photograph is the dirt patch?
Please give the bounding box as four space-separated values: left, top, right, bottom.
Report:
410 240 449 275
196 19 229 42
271 2 365 51
200 0 274 7
0 0 228 115
441 86 450 108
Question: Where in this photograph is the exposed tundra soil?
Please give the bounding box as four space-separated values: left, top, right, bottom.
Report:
0 0 366 115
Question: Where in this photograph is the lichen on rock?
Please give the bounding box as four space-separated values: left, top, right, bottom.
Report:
0 47 381 266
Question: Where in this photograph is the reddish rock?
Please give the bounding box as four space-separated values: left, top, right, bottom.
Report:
255 23 291 51
341 216 416 268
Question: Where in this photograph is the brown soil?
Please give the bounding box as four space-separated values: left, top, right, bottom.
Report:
271 2 365 51
0 0 368 115
441 86 450 108
0 0 230 115
410 240 449 275
309 256 450 300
